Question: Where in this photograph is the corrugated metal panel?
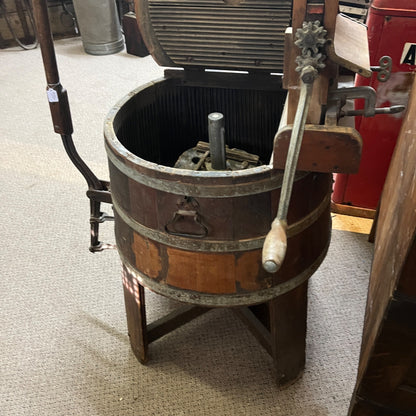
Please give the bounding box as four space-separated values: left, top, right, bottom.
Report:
147 0 292 72
149 0 292 8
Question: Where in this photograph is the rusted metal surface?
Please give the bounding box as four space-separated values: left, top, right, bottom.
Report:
174 141 261 171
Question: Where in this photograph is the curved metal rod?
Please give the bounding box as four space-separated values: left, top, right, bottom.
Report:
61 134 104 191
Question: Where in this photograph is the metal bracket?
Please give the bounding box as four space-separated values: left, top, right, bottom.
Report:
165 210 208 239
165 196 208 239
62 134 115 252
86 182 115 252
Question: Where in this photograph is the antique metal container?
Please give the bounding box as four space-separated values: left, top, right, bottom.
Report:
72 0 124 55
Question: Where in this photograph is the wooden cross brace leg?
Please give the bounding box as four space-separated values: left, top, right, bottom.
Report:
122 265 308 386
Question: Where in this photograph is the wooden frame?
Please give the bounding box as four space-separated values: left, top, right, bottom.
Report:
123 265 308 387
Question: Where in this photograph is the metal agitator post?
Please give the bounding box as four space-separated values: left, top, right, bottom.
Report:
208 112 226 170
32 0 113 252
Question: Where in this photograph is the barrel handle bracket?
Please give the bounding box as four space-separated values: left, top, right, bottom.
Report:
165 209 208 239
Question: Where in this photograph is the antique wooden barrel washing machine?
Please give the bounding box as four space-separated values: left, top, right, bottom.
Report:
34 0 400 386
105 79 332 305
103 0 335 386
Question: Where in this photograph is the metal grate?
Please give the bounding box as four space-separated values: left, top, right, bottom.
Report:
147 0 292 72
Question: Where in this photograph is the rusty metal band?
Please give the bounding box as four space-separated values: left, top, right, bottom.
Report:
105 143 307 198
112 193 330 252
119 239 329 307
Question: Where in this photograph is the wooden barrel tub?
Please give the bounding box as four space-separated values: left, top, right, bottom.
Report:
104 76 332 307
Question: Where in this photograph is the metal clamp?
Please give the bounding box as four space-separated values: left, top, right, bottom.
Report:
327 86 405 120
86 182 116 252
328 86 377 117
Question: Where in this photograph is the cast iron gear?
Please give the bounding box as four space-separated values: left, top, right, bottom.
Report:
295 20 327 56
295 50 326 73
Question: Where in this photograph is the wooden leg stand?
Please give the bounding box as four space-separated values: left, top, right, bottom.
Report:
235 281 308 386
122 265 209 363
122 267 148 363
270 281 308 385
122 265 307 386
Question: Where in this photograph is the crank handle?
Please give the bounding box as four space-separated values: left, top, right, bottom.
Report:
341 104 405 117
262 20 325 274
262 219 287 274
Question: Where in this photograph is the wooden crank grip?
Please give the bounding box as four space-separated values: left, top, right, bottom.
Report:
262 219 288 274
33 0 73 135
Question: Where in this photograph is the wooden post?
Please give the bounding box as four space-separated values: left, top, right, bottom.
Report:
122 265 148 363
269 281 308 386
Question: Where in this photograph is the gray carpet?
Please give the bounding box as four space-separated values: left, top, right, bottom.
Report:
1 38 373 416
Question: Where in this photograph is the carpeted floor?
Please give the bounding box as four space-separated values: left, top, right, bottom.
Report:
1 38 373 416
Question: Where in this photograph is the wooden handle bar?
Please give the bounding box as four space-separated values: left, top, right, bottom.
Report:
32 0 73 135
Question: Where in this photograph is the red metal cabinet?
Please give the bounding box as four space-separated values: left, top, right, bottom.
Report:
333 0 416 210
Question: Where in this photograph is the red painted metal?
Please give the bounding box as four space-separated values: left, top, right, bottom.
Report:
332 0 416 210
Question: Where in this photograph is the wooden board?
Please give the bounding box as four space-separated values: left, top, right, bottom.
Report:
273 124 362 173
348 76 416 416
331 203 375 220
327 14 372 77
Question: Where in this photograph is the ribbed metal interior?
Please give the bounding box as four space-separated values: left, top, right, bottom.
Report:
147 0 292 72
115 79 287 167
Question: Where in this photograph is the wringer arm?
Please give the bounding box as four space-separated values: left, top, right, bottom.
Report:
32 0 114 252
263 20 326 273
262 1 404 273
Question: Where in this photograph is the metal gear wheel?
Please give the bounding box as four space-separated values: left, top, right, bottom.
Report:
295 20 327 56
295 50 326 73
